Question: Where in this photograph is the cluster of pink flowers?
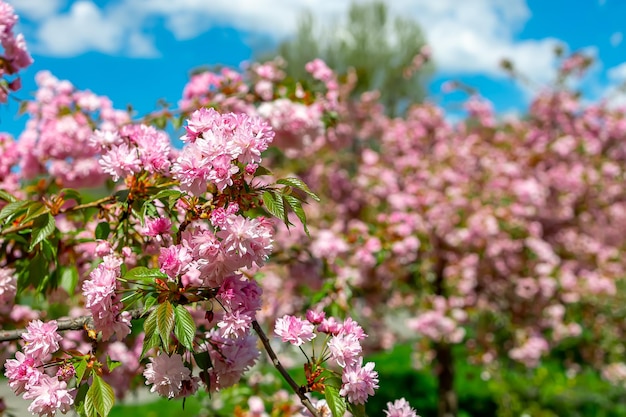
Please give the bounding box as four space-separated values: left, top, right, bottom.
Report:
81 255 131 341
274 312 379 405
0 1 32 102
155 212 273 288
384 398 420 417
144 353 198 399
95 124 175 182
14 71 130 188
4 320 74 417
172 107 274 195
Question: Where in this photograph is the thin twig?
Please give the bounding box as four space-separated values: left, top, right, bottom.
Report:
60 195 116 214
252 320 321 417
0 308 150 343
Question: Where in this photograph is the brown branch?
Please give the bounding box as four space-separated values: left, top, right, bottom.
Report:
0 308 150 343
0 196 117 238
252 320 321 417
59 195 116 214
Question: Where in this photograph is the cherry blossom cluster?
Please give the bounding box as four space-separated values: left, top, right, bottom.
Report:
172 107 274 195
0 1 31 102
4 320 73 417
275 312 379 406
82 255 131 341
95 124 175 182
14 71 130 189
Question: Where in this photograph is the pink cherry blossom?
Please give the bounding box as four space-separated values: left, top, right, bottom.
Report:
339 359 379 404
144 353 192 399
21 320 62 359
274 315 316 347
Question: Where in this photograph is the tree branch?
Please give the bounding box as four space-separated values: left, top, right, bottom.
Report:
0 308 149 343
252 320 321 417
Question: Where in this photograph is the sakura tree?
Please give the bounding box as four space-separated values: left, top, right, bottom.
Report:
175 51 626 416
0 3 420 417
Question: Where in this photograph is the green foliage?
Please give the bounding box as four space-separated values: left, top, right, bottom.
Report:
267 0 432 115
262 177 320 236
325 385 347 417
84 375 116 417
174 305 196 350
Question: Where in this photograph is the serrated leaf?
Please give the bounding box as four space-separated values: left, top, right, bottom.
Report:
152 189 182 201
74 382 90 417
23 251 47 293
106 356 122 372
324 385 347 417
277 178 320 202
0 200 28 223
324 376 343 390
60 266 79 296
74 358 88 384
347 402 366 417
29 213 55 251
174 305 196 350
0 189 17 202
85 375 115 417
124 266 168 282
283 195 309 236
254 165 273 176
95 222 110 240
156 301 175 348
143 294 158 313
193 350 212 371
60 188 83 205
262 191 286 222
141 331 161 358
114 189 130 202
22 202 48 224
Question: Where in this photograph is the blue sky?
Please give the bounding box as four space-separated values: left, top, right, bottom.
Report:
2 0 626 136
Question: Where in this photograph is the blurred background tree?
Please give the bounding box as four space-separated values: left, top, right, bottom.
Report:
259 1 433 116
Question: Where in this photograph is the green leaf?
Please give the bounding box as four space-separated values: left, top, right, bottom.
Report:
106 356 122 372
60 188 83 205
60 266 79 296
174 305 196 350
74 358 88 384
74 382 90 417
29 213 55 251
324 376 343 390
84 375 115 417
324 385 347 417
193 350 212 371
143 294 158 314
156 301 175 348
283 194 310 236
0 200 28 223
95 222 110 240
347 402 367 417
22 250 47 294
124 266 168 282
114 189 130 202
141 331 161 358
152 189 182 201
0 189 17 203
277 177 321 202
254 165 273 176
262 191 286 223
22 202 49 224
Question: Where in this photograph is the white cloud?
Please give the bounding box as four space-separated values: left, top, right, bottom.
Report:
35 1 124 56
608 62 626 82
123 0 562 82
20 0 564 84
11 0 65 21
611 32 623 47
